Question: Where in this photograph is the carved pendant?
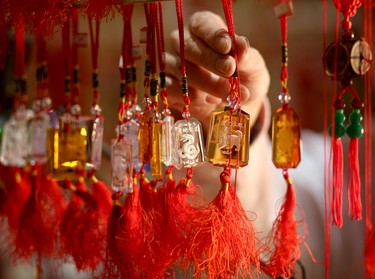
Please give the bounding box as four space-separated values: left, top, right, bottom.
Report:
205 107 250 168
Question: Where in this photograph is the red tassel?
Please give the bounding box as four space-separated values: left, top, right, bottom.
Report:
61 176 105 271
264 170 301 278
183 170 260 278
347 138 362 221
103 192 124 279
161 167 201 265
331 137 344 227
116 184 143 278
0 166 31 233
136 171 172 278
15 165 66 260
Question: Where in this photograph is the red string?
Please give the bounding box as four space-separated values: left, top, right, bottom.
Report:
156 2 165 73
322 1 331 276
62 18 71 110
174 0 191 119
14 21 25 78
363 0 373 276
221 0 241 108
174 0 186 76
88 17 99 72
333 0 362 31
88 17 100 108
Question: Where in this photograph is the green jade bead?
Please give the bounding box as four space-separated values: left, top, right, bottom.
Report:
346 109 363 138
332 109 346 138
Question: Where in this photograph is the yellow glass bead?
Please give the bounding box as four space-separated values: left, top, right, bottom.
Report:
205 107 250 168
272 106 301 168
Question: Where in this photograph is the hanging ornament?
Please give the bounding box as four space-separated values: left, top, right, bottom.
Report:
323 0 372 227
88 16 104 171
205 106 250 168
172 0 205 170
265 1 302 277
1 20 31 168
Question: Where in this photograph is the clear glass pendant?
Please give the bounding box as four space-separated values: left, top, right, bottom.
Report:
28 112 51 164
173 118 205 170
90 116 104 171
161 114 174 166
119 120 142 172
272 105 301 168
0 107 29 167
205 107 250 168
111 138 133 193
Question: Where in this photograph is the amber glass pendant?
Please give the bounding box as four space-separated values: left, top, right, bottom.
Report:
272 105 301 168
138 108 152 164
46 114 100 180
173 118 205 170
46 123 87 180
151 119 162 180
205 107 250 168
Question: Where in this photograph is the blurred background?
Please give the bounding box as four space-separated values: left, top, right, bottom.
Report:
0 0 373 278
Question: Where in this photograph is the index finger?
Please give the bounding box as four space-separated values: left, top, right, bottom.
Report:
189 11 232 55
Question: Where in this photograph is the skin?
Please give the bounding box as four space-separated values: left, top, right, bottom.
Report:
165 11 270 136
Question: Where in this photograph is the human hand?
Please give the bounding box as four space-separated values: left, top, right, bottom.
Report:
165 11 270 136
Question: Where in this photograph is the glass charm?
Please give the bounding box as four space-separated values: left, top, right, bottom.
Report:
28 112 51 164
272 106 301 168
0 108 29 167
138 108 152 164
173 118 205 170
90 116 104 170
151 120 162 180
111 138 133 193
205 107 250 168
161 115 174 166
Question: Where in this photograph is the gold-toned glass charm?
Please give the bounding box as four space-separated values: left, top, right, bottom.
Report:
173 118 205 170
138 108 152 164
46 124 87 180
205 107 250 168
151 120 162 180
272 106 301 168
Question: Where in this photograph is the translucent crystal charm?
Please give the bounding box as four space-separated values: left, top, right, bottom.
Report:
111 138 133 193
205 107 250 168
162 115 174 166
272 106 301 168
173 118 205 170
151 120 162 180
28 112 51 164
0 111 29 167
119 120 142 172
90 116 104 170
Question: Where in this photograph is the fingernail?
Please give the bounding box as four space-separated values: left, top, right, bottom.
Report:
242 36 250 48
214 35 231 54
216 57 232 74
